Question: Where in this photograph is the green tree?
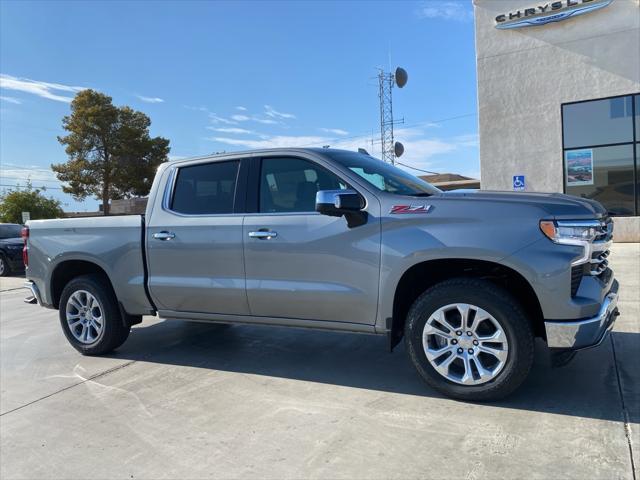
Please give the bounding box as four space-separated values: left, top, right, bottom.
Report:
52 89 170 215
0 182 64 223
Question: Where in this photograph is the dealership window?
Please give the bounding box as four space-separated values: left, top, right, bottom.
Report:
562 94 639 216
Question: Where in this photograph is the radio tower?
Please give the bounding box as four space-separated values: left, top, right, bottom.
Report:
378 67 408 164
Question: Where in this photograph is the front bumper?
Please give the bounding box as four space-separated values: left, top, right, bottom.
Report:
544 280 619 350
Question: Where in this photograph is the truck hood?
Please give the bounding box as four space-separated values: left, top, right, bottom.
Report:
437 190 607 219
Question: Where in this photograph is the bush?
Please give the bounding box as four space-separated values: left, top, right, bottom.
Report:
0 182 64 223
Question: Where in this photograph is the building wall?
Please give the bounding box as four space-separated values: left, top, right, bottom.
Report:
474 0 640 193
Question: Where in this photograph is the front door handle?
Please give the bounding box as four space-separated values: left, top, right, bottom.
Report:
152 231 176 241
248 230 278 239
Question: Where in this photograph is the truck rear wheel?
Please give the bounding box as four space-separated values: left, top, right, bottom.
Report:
58 274 130 355
404 278 534 401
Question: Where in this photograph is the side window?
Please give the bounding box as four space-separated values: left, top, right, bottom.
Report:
259 157 347 213
171 160 239 215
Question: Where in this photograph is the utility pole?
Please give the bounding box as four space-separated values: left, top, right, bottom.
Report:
378 67 408 164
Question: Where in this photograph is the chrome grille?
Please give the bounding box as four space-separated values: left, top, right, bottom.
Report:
594 217 613 242
590 250 610 276
590 217 612 277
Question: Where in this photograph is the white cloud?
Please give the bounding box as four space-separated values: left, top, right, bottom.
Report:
452 133 478 147
320 128 349 136
0 163 60 183
232 113 279 125
184 105 209 112
136 95 164 103
252 117 278 125
211 135 330 150
0 74 85 103
209 113 238 125
190 105 286 127
416 1 473 22
208 126 472 174
231 114 250 122
264 104 296 119
0 95 21 104
207 127 255 134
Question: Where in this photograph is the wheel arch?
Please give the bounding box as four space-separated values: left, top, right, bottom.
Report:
51 259 142 328
50 259 115 309
389 258 544 350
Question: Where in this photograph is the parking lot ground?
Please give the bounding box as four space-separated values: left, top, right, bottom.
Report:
0 273 25 292
0 244 638 479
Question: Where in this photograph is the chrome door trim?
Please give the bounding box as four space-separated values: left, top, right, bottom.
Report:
248 231 278 239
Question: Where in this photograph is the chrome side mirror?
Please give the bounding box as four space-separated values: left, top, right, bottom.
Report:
315 190 367 227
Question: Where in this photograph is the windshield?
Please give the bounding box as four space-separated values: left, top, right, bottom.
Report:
0 224 22 239
327 151 441 196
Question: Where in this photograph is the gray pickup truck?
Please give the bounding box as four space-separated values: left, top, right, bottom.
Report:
23 148 619 400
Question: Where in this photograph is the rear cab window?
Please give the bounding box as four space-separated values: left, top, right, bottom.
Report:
170 160 240 215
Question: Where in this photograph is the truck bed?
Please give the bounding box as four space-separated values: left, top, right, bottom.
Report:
26 215 154 315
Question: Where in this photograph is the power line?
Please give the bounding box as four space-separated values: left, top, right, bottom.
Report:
395 162 439 175
0 176 60 183
296 112 477 148
0 183 64 190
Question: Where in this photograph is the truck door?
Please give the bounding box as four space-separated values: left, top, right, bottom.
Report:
243 156 381 325
146 158 250 316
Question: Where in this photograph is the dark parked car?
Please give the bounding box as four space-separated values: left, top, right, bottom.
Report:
0 223 25 277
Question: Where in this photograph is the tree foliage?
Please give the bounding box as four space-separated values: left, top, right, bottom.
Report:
52 90 170 215
0 182 64 224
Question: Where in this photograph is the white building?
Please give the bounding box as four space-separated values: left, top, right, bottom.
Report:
473 0 640 240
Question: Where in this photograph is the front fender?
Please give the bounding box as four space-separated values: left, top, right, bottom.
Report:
375 214 542 330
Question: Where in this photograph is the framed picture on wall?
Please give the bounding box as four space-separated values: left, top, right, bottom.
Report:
565 149 594 186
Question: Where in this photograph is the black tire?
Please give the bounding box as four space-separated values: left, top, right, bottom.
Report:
58 274 130 355
0 254 10 277
404 278 534 401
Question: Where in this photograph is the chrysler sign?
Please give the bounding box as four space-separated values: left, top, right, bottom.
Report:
495 0 613 29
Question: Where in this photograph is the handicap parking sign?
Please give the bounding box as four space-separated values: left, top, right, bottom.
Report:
513 175 525 191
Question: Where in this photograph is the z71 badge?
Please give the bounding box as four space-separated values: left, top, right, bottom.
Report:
390 204 432 214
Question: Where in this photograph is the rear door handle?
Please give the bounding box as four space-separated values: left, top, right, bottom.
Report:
248 231 277 239
152 231 176 240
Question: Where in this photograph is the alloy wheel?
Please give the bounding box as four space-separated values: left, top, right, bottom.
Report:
422 303 509 385
66 290 104 344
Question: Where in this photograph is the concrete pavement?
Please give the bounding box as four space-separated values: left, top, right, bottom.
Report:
0 272 25 292
0 244 638 479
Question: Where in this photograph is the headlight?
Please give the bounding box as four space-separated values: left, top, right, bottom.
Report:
540 220 603 265
539 221 599 243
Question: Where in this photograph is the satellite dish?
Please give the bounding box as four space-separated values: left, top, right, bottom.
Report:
394 141 404 158
395 67 408 88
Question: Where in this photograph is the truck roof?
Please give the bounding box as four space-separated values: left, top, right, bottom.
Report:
167 147 364 164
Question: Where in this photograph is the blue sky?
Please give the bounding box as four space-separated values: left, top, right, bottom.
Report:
0 0 478 211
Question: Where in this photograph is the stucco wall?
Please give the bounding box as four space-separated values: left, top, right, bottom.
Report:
474 0 640 193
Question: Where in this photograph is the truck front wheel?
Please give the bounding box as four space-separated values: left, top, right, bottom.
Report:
58 274 130 355
404 278 534 401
